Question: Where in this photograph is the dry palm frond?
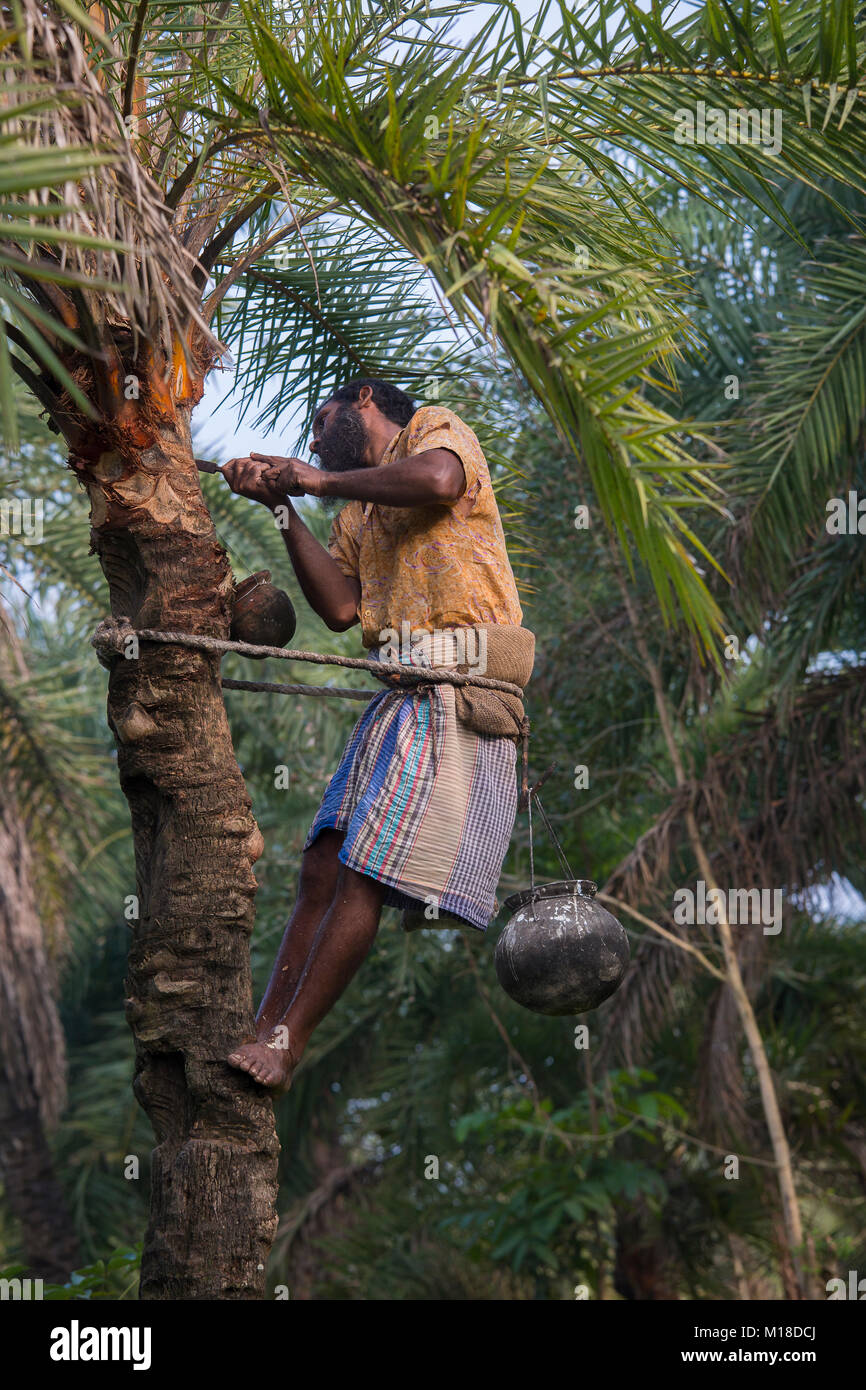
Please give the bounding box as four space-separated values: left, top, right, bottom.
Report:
694 921 776 1145
693 666 866 904
0 601 69 1129
599 665 866 1082
0 0 223 440
597 903 699 1072
606 665 866 912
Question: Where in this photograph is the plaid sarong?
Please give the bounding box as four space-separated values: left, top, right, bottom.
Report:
303 649 518 931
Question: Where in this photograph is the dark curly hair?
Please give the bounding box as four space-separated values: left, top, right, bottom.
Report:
328 378 416 427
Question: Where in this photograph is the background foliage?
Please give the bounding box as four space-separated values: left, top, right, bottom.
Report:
1 0 865 1299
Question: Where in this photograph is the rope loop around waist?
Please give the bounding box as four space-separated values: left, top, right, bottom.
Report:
90 616 525 700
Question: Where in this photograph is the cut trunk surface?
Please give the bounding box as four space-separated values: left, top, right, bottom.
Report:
84 410 279 1299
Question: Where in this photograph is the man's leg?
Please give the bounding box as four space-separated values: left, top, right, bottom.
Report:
227 858 385 1089
254 827 345 1038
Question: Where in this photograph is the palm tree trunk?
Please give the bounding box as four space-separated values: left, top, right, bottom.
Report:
0 749 80 1281
0 1089 81 1282
84 409 279 1299
613 571 812 1298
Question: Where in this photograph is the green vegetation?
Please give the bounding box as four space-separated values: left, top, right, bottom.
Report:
1 0 864 1299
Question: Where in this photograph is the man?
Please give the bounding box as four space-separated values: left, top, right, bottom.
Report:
222 379 533 1090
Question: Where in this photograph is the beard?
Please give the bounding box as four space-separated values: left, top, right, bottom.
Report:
317 404 369 474
316 404 370 513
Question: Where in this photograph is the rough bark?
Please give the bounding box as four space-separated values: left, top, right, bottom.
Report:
0 749 80 1280
83 409 279 1299
0 1089 81 1282
614 1212 680 1301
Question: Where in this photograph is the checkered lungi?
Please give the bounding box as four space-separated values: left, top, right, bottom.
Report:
303 649 518 931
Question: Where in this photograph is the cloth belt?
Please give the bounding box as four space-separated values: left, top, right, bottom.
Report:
370 623 534 743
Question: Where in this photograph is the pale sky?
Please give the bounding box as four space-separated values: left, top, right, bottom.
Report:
195 1 554 461
195 1 694 461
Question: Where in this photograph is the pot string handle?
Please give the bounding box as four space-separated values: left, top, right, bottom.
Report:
518 717 575 891
533 792 576 882
528 787 535 895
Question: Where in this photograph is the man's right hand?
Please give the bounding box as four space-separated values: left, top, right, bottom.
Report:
222 456 288 510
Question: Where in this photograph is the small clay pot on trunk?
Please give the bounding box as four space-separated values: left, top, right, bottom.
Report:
230 571 296 654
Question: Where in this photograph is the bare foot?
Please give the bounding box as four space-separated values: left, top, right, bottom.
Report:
227 1027 299 1091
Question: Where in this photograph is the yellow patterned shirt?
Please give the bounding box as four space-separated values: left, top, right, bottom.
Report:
327 405 523 648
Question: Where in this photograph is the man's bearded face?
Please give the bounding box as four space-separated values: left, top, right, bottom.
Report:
316 402 369 474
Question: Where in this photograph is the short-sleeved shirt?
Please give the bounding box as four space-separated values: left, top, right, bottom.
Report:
327 405 523 648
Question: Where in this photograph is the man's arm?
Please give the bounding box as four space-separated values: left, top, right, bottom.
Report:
258 448 466 507
220 457 360 631
272 500 361 632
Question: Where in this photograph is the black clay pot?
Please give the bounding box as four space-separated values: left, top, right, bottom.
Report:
230 570 296 654
495 880 629 1016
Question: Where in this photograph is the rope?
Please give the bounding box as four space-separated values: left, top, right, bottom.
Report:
90 616 565 875
90 617 525 698
222 677 372 702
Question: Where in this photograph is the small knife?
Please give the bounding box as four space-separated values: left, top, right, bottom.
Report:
194 457 224 474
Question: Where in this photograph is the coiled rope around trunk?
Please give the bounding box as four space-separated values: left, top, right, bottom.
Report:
90 616 525 700
90 616 536 806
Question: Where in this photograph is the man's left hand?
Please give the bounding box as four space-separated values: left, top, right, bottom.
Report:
253 453 325 498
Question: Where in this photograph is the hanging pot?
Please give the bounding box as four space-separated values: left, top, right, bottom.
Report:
495 879 629 1016
494 780 630 1016
230 570 296 654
